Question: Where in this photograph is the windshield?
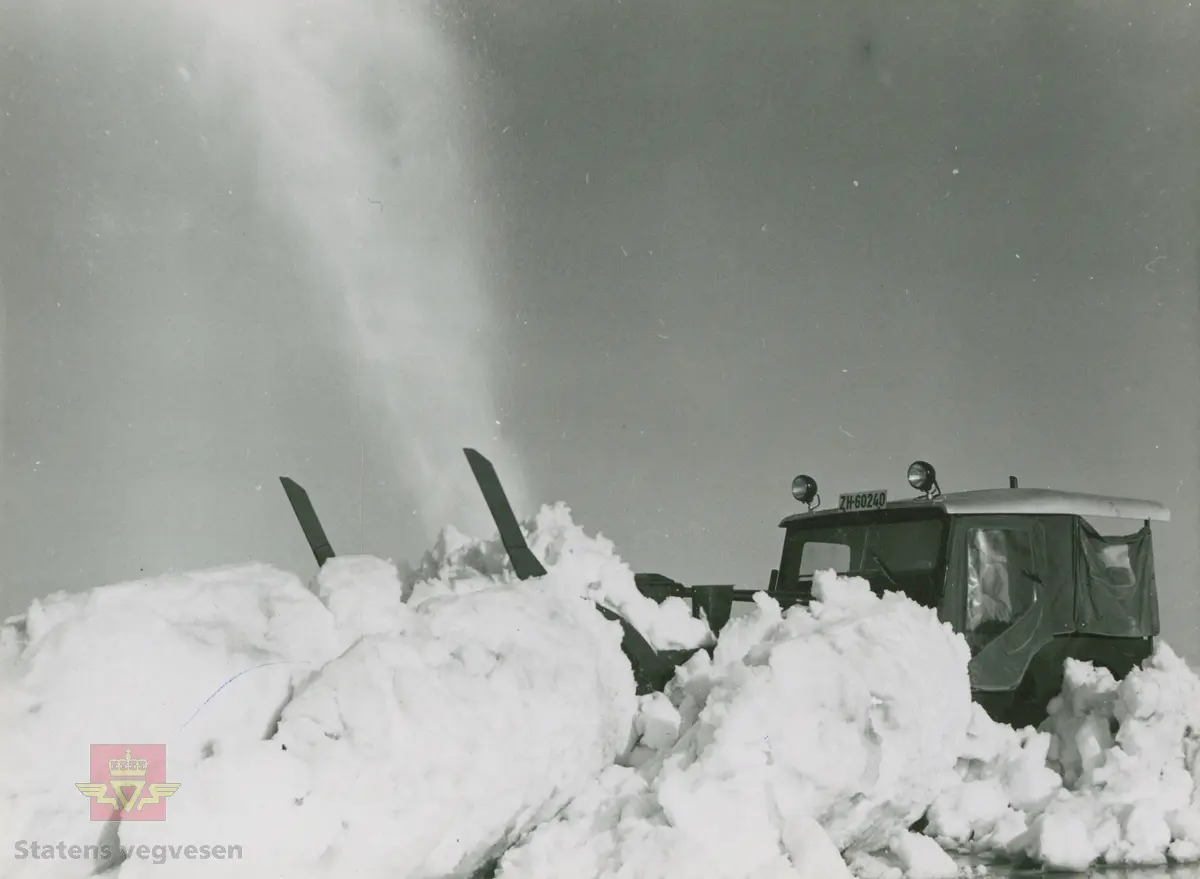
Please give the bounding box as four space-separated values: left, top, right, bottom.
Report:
777 515 948 606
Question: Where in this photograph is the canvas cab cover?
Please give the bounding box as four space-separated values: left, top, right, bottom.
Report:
1075 519 1159 637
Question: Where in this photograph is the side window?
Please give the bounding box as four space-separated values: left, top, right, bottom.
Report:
966 528 1035 635
1097 543 1136 588
798 542 852 577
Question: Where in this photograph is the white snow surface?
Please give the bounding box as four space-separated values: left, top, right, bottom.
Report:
0 563 340 878
3 498 1199 878
0 503 659 878
112 578 637 879
926 641 1200 872
493 572 977 879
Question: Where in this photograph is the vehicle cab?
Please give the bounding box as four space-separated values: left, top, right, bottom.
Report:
770 461 1170 726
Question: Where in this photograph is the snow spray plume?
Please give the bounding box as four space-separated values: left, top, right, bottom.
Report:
0 269 6 478
187 0 528 532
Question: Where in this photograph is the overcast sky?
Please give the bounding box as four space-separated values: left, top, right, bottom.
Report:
1 0 1197 660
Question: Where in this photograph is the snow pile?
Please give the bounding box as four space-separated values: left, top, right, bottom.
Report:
1024 644 1200 868
493 571 977 879
119 575 637 878
0 564 340 878
0 502 693 878
926 643 1200 872
404 501 714 650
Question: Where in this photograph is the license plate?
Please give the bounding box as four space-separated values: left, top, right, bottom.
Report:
838 490 888 512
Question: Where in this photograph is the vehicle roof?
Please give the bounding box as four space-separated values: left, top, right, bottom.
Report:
779 487 1172 527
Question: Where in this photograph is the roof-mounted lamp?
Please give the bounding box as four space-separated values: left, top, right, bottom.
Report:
907 460 941 499
791 474 820 512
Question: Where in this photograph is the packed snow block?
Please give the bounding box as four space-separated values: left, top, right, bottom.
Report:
0 564 339 879
886 831 959 879
1042 657 1123 787
113 575 637 879
494 571 977 879
624 692 684 767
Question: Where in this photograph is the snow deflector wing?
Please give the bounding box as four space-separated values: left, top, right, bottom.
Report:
280 476 336 567
462 448 696 694
462 448 548 580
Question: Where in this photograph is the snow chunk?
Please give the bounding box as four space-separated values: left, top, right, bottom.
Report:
624 692 684 768
888 831 959 879
785 816 856 878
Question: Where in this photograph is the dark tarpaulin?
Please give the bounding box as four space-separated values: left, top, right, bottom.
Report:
1074 520 1160 637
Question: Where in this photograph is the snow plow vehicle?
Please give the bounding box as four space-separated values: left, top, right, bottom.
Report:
280 452 1170 729
761 461 1169 728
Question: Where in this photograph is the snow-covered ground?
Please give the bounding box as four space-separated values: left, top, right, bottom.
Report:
2 503 1198 878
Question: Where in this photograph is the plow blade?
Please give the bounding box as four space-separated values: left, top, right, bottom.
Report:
462 448 701 694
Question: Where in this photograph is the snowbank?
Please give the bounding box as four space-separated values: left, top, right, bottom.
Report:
0 502 674 878
493 572 977 879
114 575 637 878
1037 642 1200 867
0 564 340 879
928 642 1200 872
